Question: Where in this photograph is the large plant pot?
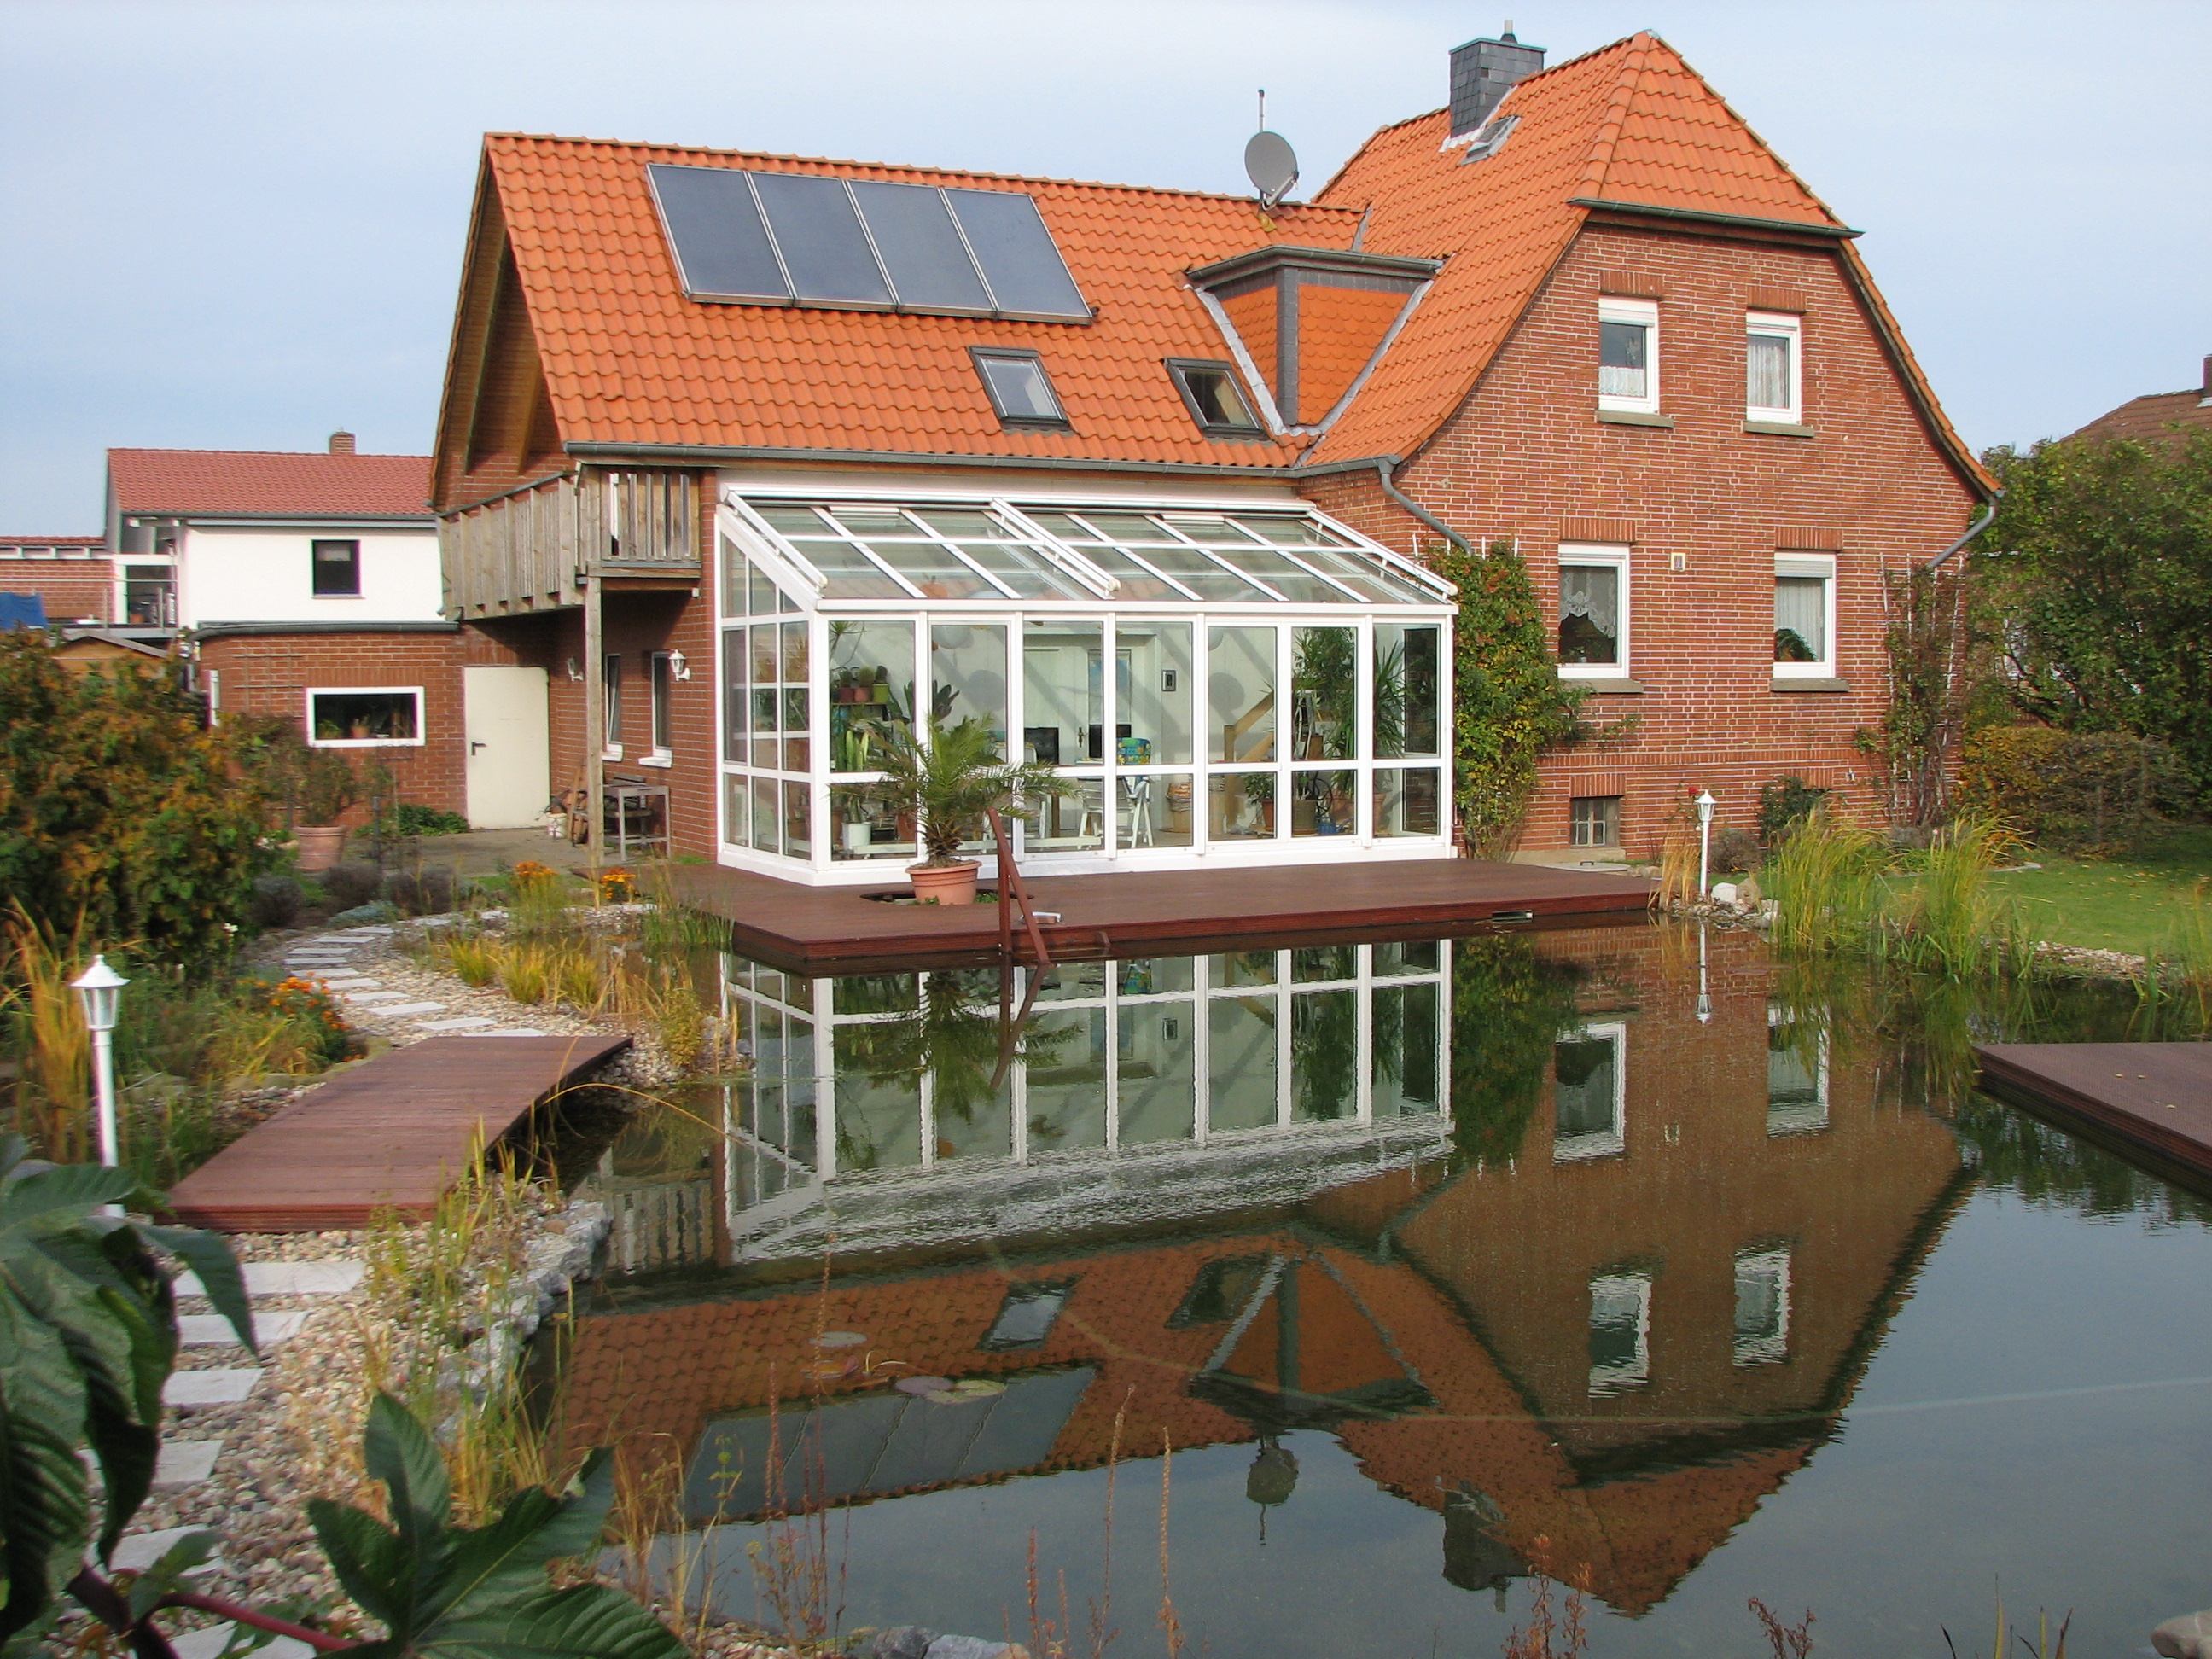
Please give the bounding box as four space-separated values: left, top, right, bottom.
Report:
294 825 347 872
908 859 980 905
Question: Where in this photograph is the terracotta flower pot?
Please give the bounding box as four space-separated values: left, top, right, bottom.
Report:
908 859 980 905
294 825 347 872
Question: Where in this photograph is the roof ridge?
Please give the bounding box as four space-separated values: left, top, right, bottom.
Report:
1575 32 1656 200
107 446 429 460
482 131 1363 214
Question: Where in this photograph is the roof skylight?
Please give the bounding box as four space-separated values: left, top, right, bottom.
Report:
972 349 1068 428
648 165 1091 321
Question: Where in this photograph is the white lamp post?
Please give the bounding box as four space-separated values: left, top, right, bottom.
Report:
72 955 129 1176
1695 790 1717 899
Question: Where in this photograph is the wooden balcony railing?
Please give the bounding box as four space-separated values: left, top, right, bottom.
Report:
440 468 701 617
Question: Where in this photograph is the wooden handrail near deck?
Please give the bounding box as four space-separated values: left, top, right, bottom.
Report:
987 806 1054 968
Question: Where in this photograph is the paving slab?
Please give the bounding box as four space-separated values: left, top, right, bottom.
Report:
110 1526 224 1575
179 1310 309 1346
329 925 396 936
364 1001 446 1018
340 990 412 1004
415 1015 497 1032
315 976 380 988
152 1439 224 1488
174 1260 364 1297
162 1369 261 1408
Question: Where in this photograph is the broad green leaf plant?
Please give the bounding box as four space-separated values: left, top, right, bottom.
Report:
0 1138 681 1659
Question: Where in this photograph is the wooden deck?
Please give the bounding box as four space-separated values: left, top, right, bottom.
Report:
669 858 1653 973
1975 1042 2212 1189
165 1033 630 1233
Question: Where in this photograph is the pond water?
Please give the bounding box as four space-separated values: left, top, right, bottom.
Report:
556 921 2212 1658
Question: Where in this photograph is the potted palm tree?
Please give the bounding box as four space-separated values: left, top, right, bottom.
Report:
864 716 1072 905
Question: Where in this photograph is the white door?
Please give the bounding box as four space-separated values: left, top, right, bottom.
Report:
463 666 550 828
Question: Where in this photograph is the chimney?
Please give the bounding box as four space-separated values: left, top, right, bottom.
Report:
1449 22 1545 137
2200 354 2210 408
328 429 356 455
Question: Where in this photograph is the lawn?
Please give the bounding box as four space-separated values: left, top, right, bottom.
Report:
1984 825 2212 958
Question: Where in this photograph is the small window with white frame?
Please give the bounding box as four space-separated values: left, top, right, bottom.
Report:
1557 544 1629 678
1570 795 1621 847
307 687 422 747
1553 1022 1626 1161
1588 1266 1652 1396
646 650 675 765
1732 1244 1791 1367
1746 311 1802 423
1598 297 1659 413
1773 554 1835 678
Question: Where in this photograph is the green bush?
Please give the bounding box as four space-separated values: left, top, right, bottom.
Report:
1758 774 1831 845
375 802 472 838
1959 725 2192 849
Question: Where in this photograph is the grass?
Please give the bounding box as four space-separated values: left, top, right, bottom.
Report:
1981 824 2212 959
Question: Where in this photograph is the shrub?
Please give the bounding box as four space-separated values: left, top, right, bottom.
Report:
384 864 457 917
373 802 471 838
1959 725 2192 849
319 859 385 911
247 874 303 929
1709 826 1762 876
1758 775 1831 845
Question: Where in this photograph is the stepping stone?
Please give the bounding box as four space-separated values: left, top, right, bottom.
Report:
288 952 357 963
341 989 410 1004
331 925 395 936
179 1310 308 1346
153 1439 224 1488
173 1626 313 1659
367 1001 445 1018
109 1526 224 1575
174 1260 364 1297
415 1016 496 1032
162 1369 260 1408
316 976 379 988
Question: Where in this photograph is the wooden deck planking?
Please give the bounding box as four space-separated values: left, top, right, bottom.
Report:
669 858 1653 972
1974 1042 2212 1186
165 1033 630 1232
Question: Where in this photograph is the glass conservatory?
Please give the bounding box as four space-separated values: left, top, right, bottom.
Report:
714 488 1456 883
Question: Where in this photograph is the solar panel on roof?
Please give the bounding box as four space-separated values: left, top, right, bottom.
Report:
946 189 1088 318
750 173 890 305
853 182 992 311
647 166 787 300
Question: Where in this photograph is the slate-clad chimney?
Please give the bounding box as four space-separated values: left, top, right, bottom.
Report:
1449 23 1545 137
329 429 356 454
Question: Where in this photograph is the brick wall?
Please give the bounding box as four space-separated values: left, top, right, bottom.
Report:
0 556 111 623
1301 224 1982 858
199 628 477 817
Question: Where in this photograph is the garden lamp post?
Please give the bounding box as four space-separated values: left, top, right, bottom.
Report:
1695 790 1717 899
72 955 129 1176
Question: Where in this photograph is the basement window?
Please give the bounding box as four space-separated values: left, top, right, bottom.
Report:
1167 359 1262 436
972 348 1069 429
1570 795 1621 847
307 687 422 747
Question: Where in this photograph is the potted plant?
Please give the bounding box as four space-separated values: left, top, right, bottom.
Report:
294 746 359 871
864 716 1072 905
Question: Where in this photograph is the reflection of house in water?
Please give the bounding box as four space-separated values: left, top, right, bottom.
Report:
562 927 1971 1615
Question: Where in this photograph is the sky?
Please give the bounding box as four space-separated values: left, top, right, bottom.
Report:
3 0 2207 533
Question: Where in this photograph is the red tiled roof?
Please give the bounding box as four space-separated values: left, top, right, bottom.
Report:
2067 387 2212 447
108 449 433 517
0 535 105 549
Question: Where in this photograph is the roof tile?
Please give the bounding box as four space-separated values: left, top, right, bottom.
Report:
108 450 432 518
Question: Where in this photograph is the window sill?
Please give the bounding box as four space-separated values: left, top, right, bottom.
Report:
638 750 674 769
1578 678 1646 695
1743 420 1815 437
1597 409 1674 429
602 744 625 761
312 593 366 601
1772 677 1851 693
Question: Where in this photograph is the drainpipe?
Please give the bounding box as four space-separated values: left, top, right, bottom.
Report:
1374 456 1472 558
1925 492 2000 571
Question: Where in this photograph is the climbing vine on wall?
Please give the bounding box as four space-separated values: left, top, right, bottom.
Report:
1430 538 1615 858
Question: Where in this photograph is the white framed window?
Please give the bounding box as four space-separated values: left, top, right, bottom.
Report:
602 652 625 760
1557 544 1629 679
1773 554 1836 678
1570 795 1621 847
1552 1021 1626 1161
1767 1001 1830 1135
1587 1266 1652 1396
1597 297 1659 413
646 650 675 765
306 686 423 747
1732 1245 1792 1367
1746 311 1802 423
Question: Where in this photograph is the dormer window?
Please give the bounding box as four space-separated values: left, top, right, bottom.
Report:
971 348 1068 430
1167 360 1262 436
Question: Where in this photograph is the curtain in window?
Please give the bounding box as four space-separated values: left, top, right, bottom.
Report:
1598 321 1649 399
1559 565 1620 664
1773 576 1826 663
1748 333 1792 411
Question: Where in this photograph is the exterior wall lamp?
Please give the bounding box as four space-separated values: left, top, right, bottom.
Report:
71 954 130 1185
667 649 691 681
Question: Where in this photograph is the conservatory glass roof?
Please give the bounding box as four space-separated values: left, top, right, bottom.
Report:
729 497 1452 608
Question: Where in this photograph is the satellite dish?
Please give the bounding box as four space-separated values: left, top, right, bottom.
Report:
1245 129 1298 209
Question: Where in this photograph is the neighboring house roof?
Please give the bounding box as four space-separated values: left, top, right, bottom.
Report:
108 449 433 518
2065 382 2212 447
439 30 1988 497
0 535 106 552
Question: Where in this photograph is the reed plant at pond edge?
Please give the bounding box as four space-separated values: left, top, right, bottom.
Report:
1889 817 2018 976
1761 807 1887 955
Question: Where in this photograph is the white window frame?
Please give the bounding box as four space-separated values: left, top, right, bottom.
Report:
1556 543 1631 682
1552 1020 1627 1162
644 650 676 766
1772 553 1837 680
1766 1001 1831 1136
1587 1266 1652 1396
1732 1245 1792 1368
1597 297 1660 415
304 685 425 748
1745 311 1802 424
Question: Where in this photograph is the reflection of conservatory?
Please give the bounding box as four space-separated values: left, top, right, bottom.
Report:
715 488 1454 882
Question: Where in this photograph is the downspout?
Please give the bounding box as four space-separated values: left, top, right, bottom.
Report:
1374 456 1471 557
1925 492 2000 570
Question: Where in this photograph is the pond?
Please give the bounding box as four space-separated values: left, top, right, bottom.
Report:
554 921 2212 1657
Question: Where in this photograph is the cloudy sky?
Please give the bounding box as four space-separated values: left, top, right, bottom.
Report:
3 0 2206 532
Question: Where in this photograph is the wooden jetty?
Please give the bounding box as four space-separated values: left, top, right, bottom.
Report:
669 859 1653 974
165 1033 630 1232
1974 1042 2212 1188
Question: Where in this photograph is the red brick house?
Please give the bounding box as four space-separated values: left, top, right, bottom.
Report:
430 28 1992 880
0 535 116 628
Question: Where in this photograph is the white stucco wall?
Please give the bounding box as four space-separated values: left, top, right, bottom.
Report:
177 523 443 626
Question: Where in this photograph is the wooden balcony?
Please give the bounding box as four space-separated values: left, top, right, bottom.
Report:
441 467 703 617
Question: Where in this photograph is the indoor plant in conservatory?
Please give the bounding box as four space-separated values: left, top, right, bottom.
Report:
864 715 1072 904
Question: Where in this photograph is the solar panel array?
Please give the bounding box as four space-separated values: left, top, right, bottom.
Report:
649 165 1090 321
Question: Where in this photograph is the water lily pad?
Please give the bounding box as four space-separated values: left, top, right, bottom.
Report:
895 1375 953 1396
944 1377 1006 1400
